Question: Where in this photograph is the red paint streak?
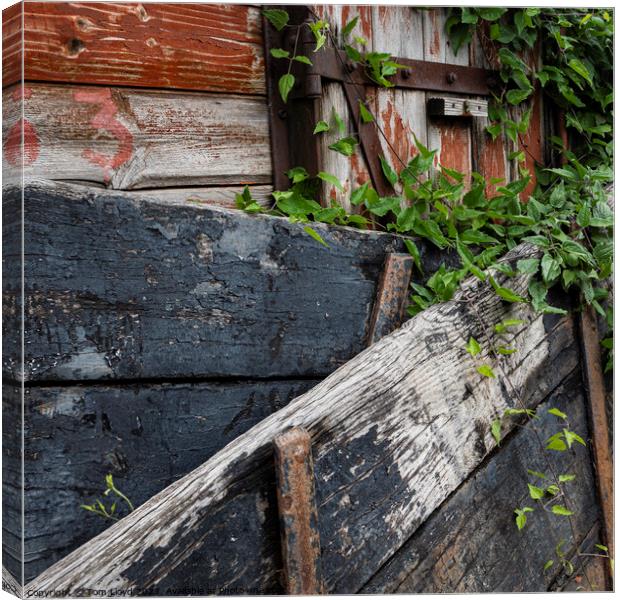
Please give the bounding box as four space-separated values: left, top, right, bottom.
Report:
429 10 441 57
74 88 133 183
519 88 543 200
439 123 471 183
4 118 40 167
12 85 33 101
479 134 506 197
380 99 418 168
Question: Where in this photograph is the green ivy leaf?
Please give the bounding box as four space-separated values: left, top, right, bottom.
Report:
548 407 567 420
263 9 289 31
527 469 547 480
278 74 295 103
546 434 568 452
477 364 496 378
404 239 422 274
317 171 344 191
506 88 533 105
558 474 576 483
342 15 359 38
517 258 540 274
551 505 574 517
466 336 481 357
270 48 290 59
293 55 313 66
303 226 329 248
491 419 502 445
568 58 593 85
528 483 545 500
544 559 554 572
328 136 358 157
313 120 330 134
379 156 398 187
358 100 375 123
563 428 586 448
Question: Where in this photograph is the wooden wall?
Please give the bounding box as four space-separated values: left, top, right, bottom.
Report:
2 3 588 592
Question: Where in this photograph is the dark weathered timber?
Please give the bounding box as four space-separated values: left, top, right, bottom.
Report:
6 379 317 582
366 253 414 345
3 179 451 382
579 306 614 586
362 368 605 593
26 247 584 596
274 428 325 595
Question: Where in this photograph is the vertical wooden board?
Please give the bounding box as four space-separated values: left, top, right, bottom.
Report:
18 3 265 94
423 9 472 181
470 32 509 195
2 3 22 88
314 5 374 211
372 7 427 182
2 83 271 189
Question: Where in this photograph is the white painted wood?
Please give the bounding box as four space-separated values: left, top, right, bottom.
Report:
27 243 579 595
2 83 272 190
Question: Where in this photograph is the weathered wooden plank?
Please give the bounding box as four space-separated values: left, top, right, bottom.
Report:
13 3 265 94
26 244 582 595
372 6 427 183
366 253 413 345
2 83 271 189
274 428 325 595
2 3 22 89
579 306 614 582
314 6 375 211
2 565 21 598
361 367 604 593
424 9 472 181
4 179 458 382
5 378 318 581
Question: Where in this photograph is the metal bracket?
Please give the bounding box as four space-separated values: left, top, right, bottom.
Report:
274 427 325 595
263 4 499 195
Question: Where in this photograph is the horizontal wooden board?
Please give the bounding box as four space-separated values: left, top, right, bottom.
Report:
27 245 582 595
10 3 265 94
362 367 604 593
3 179 457 382
3 378 318 581
2 83 271 189
2 3 21 90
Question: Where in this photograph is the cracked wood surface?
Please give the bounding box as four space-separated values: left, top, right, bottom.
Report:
4 179 455 383
27 243 583 595
362 367 606 593
3 379 318 582
2 84 271 189
5 3 265 94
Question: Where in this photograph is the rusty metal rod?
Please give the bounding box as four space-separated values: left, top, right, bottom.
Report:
274 427 325 595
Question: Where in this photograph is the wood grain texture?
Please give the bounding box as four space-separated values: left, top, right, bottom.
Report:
2 3 22 89
15 3 265 94
27 244 581 595
4 179 455 382
2 83 271 189
362 367 604 593
4 378 318 582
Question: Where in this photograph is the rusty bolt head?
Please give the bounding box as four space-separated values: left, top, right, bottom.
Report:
278 109 288 120
402 68 412 79
447 72 457 84
486 76 498 89
345 61 355 73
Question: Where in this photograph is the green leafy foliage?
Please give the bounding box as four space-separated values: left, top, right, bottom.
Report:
466 336 481 357
514 506 534 530
262 9 289 31
278 73 295 103
80 473 134 521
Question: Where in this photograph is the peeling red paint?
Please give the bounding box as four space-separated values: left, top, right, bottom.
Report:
380 99 418 168
438 123 471 182
4 118 40 167
74 88 133 182
519 88 543 200
479 134 506 197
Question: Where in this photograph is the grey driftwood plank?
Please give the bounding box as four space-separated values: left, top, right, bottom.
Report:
361 367 603 593
4 179 456 382
27 244 582 595
3 378 318 582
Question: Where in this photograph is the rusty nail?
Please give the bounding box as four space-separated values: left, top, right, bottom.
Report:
345 61 355 73
278 109 288 120
402 68 412 79
447 72 457 84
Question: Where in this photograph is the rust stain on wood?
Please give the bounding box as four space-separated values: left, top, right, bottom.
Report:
438 120 471 182
578 307 614 589
12 3 265 94
519 87 543 200
274 427 325 595
366 253 414 345
2 3 22 88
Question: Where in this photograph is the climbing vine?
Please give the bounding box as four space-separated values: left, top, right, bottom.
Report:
253 7 614 588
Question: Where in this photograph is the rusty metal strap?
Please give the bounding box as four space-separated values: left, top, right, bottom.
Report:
304 47 497 96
